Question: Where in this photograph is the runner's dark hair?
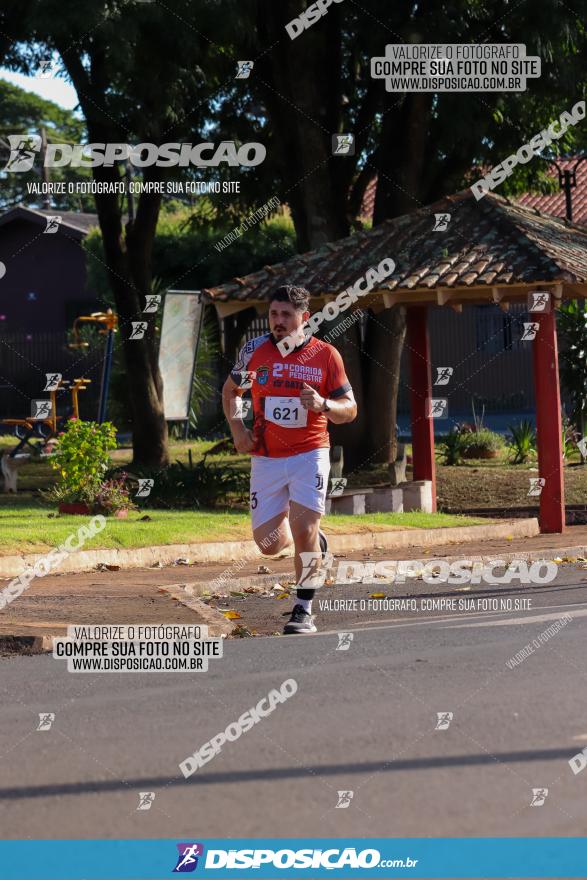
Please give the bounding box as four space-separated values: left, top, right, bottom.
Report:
270 285 310 312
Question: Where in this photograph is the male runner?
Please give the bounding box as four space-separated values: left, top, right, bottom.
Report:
222 285 357 634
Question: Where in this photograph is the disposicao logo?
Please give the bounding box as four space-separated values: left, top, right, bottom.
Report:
3 136 266 172
173 842 204 872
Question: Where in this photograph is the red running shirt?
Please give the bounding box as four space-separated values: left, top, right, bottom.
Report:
231 333 352 458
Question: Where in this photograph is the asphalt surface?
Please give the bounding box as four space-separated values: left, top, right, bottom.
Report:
2 564 587 842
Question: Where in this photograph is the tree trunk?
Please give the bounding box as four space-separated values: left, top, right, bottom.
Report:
373 93 433 222
327 317 368 472
364 93 433 468
363 306 406 463
53 46 170 468
93 174 169 468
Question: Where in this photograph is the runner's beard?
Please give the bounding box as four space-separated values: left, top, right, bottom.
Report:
275 325 306 347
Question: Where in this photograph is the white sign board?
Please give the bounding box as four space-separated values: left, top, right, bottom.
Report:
158 292 203 420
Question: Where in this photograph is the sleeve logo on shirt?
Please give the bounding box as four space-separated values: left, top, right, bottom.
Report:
256 365 269 385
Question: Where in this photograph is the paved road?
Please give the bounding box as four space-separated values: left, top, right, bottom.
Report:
2 565 587 840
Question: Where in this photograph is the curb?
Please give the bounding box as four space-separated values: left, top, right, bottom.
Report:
0 587 234 656
0 518 539 578
182 542 587 596
0 634 54 655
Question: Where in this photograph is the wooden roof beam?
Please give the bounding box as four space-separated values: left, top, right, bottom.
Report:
437 288 453 306
215 301 255 319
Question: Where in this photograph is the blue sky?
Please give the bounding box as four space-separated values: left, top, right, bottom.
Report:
0 68 78 110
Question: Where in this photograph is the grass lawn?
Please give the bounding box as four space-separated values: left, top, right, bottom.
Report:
0 500 487 556
2 433 584 556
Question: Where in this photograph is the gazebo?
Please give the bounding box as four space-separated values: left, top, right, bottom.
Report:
201 190 587 534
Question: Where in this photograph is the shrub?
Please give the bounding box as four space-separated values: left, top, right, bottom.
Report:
93 475 135 514
42 420 134 513
45 420 118 504
125 452 248 509
460 428 505 458
441 428 466 465
508 420 536 464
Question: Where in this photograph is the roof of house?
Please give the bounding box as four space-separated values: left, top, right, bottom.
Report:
361 157 587 226
201 189 587 306
517 157 587 223
0 206 99 238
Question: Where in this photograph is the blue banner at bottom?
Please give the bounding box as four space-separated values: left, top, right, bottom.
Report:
1 838 587 879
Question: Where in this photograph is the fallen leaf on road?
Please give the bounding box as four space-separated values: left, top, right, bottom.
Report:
174 557 190 565
151 560 163 568
231 624 253 637
276 593 289 600
258 564 271 574
230 591 246 598
370 592 386 599
96 563 120 572
222 610 242 620
243 585 265 593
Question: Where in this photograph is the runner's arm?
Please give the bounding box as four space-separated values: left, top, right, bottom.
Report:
300 382 357 424
222 375 254 453
322 389 357 424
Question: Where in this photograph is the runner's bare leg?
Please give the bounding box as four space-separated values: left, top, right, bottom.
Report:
253 511 293 556
289 501 322 585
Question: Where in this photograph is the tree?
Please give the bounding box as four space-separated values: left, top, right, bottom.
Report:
20 1 230 467
9 0 587 471
227 0 587 467
0 80 92 209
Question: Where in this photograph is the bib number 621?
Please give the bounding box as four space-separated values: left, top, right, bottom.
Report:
265 396 308 428
272 405 298 422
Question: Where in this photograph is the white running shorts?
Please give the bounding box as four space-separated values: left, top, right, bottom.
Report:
250 448 331 530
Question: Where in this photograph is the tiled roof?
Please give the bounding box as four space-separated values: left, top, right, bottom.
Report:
361 157 587 226
202 189 587 303
517 157 587 224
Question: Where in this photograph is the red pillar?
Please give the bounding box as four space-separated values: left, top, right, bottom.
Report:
532 310 565 533
407 305 437 511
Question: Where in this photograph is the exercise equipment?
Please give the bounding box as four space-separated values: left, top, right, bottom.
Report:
69 309 118 423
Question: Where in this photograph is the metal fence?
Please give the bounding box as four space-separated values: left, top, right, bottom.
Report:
398 304 537 415
0 332 103 422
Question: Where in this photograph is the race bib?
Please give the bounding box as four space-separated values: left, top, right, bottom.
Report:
264 396 308 428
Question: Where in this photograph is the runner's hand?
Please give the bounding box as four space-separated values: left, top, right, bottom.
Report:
234 428 255 454
300 382 325 412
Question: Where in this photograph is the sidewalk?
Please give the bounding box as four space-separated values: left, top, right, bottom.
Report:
0 570 234 654
2 522 587 653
